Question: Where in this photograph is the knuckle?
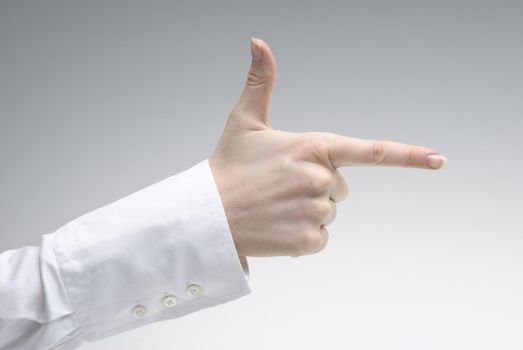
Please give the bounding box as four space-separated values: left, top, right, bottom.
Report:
246 70 274 87
408 147 421 167
371 140 386 164
298 132 329 163
371 141 386 164
246 70 265 86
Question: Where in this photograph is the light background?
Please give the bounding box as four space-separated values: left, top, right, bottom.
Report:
1 0 522 349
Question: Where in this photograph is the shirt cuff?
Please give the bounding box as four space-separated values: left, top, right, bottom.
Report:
52 159 251 341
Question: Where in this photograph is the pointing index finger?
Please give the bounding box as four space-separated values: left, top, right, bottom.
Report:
322 133 447 169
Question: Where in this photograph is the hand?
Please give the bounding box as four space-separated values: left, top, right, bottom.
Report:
209 37 447 258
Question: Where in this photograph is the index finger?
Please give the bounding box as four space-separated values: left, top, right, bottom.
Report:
322 132 447 169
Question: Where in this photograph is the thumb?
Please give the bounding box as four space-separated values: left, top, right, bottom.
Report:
228 37 276 131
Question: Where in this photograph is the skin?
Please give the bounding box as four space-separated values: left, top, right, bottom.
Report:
209 37 447 259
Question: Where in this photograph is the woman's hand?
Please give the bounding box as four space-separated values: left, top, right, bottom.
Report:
209 37 447 258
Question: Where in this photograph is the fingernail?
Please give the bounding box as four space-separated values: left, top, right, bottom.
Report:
250 36 262 61
427 155 447 169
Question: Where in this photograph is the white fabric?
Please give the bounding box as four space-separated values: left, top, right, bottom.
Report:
0 159 251 350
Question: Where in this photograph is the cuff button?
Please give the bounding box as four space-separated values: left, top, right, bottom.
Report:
131 305 147 319
186 284 202 297
162 295 178 308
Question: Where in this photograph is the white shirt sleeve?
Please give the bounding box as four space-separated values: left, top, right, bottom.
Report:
0 159 251 350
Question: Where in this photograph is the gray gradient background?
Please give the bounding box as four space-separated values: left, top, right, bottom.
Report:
1 1 522 349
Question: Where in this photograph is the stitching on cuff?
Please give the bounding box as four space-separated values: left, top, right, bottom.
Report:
51 234 84 339
202 159 247 282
